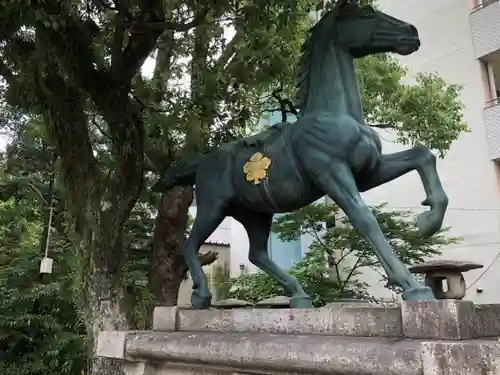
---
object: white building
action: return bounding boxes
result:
[359,0,500,303]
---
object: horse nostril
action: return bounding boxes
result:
[408,25,418,36]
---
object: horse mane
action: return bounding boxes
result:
[294,3,351,112]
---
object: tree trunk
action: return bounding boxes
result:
[88,270,129,375]
[34,12,165,375]
[150,186,193,306]
[68,203,134,375]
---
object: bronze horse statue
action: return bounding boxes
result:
[153,0,448,309]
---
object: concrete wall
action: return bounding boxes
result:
[360,0,500,303]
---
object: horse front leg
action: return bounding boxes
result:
[312,161,434,300]
[183,204,226,309]
[358,143,448,237]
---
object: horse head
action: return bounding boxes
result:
[332,0,420,58]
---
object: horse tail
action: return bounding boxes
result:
[152,154,203,192]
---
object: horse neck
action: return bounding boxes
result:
[302,42,364,123]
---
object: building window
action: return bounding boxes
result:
[486,60,500,106]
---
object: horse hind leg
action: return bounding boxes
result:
[312,160,435,301]
[233,208,313,308]
[183,203,226,309]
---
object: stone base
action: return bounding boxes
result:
[98,300,500,375]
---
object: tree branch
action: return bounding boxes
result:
[127,6,210,33]
[35,29,99,228]
[199,251,219,267]
[341,255,364,292]
[39,21,145,253]
[271,89,298,122]
[179,251,220,279]
[211,31,242,73]
[151,29,175,103]
[91,116,112,139]
[114,33,162,86]
[111,13,127,69]
[39,19,106,97]
[112,0,166,86]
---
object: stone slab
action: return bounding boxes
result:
[153,306,179,331]
[98,330,500,375]
[409,260,483,273]
[123,362,158,375]
[255,296,290,308]
[421,340,500,375]
[125,331,422,375]
[156,365,237,375]
[401,300,477,340]
[325,300,373,308]
[475,304,500,338]
[176,306,402,337]
[96,331,128,359]
[211,298,254,309]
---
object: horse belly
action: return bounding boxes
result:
[266,164,320,212]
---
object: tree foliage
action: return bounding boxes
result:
[0,187,86,375]
[0,6,321,369]
[229,203,460,305]
[357,55,468,155]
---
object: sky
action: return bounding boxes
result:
[0,135,7,151]
[141,24,236,77]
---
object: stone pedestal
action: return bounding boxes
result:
[98,301,500,375]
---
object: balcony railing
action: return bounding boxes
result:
[484,99,500,160]
[472,0,499,12]
[470,0,500,58]
[486,97,500,108]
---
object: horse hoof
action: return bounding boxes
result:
[191,291,212,310]
[417,211,441,237]
[402,286,435,301]
[290,295,314,308]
